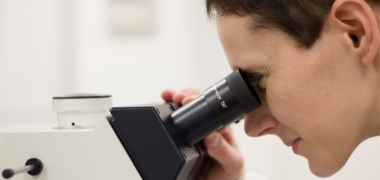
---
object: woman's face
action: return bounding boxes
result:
[217,15,377,177]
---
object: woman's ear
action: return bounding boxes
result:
[330,0,379,67]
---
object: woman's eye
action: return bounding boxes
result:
[249,74,266,92]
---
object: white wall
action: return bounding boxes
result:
[68,0,231,106]
[1,0,379,179]
[0,0,72,126]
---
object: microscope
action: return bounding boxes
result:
[1,69,261,180]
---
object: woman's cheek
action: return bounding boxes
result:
[265,81,300,127]
[265,82,286,115]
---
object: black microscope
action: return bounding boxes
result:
[109,69,261,180]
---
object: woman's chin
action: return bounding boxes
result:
[308,158,346,178]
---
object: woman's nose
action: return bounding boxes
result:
[244,102,278,137]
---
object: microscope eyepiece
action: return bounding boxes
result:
[170,69,262,146]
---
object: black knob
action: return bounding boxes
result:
[2,158,43,179]
[2,169,14,179]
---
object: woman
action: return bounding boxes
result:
[162,0,379,179]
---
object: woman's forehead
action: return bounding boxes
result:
[217,15,280,74]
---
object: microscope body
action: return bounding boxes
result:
[0,115,141,180]
[0,103,208,180]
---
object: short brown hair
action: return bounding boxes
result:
[206,0,379,48]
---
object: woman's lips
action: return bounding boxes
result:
[286,138,301,154]
[292,138,301,154]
